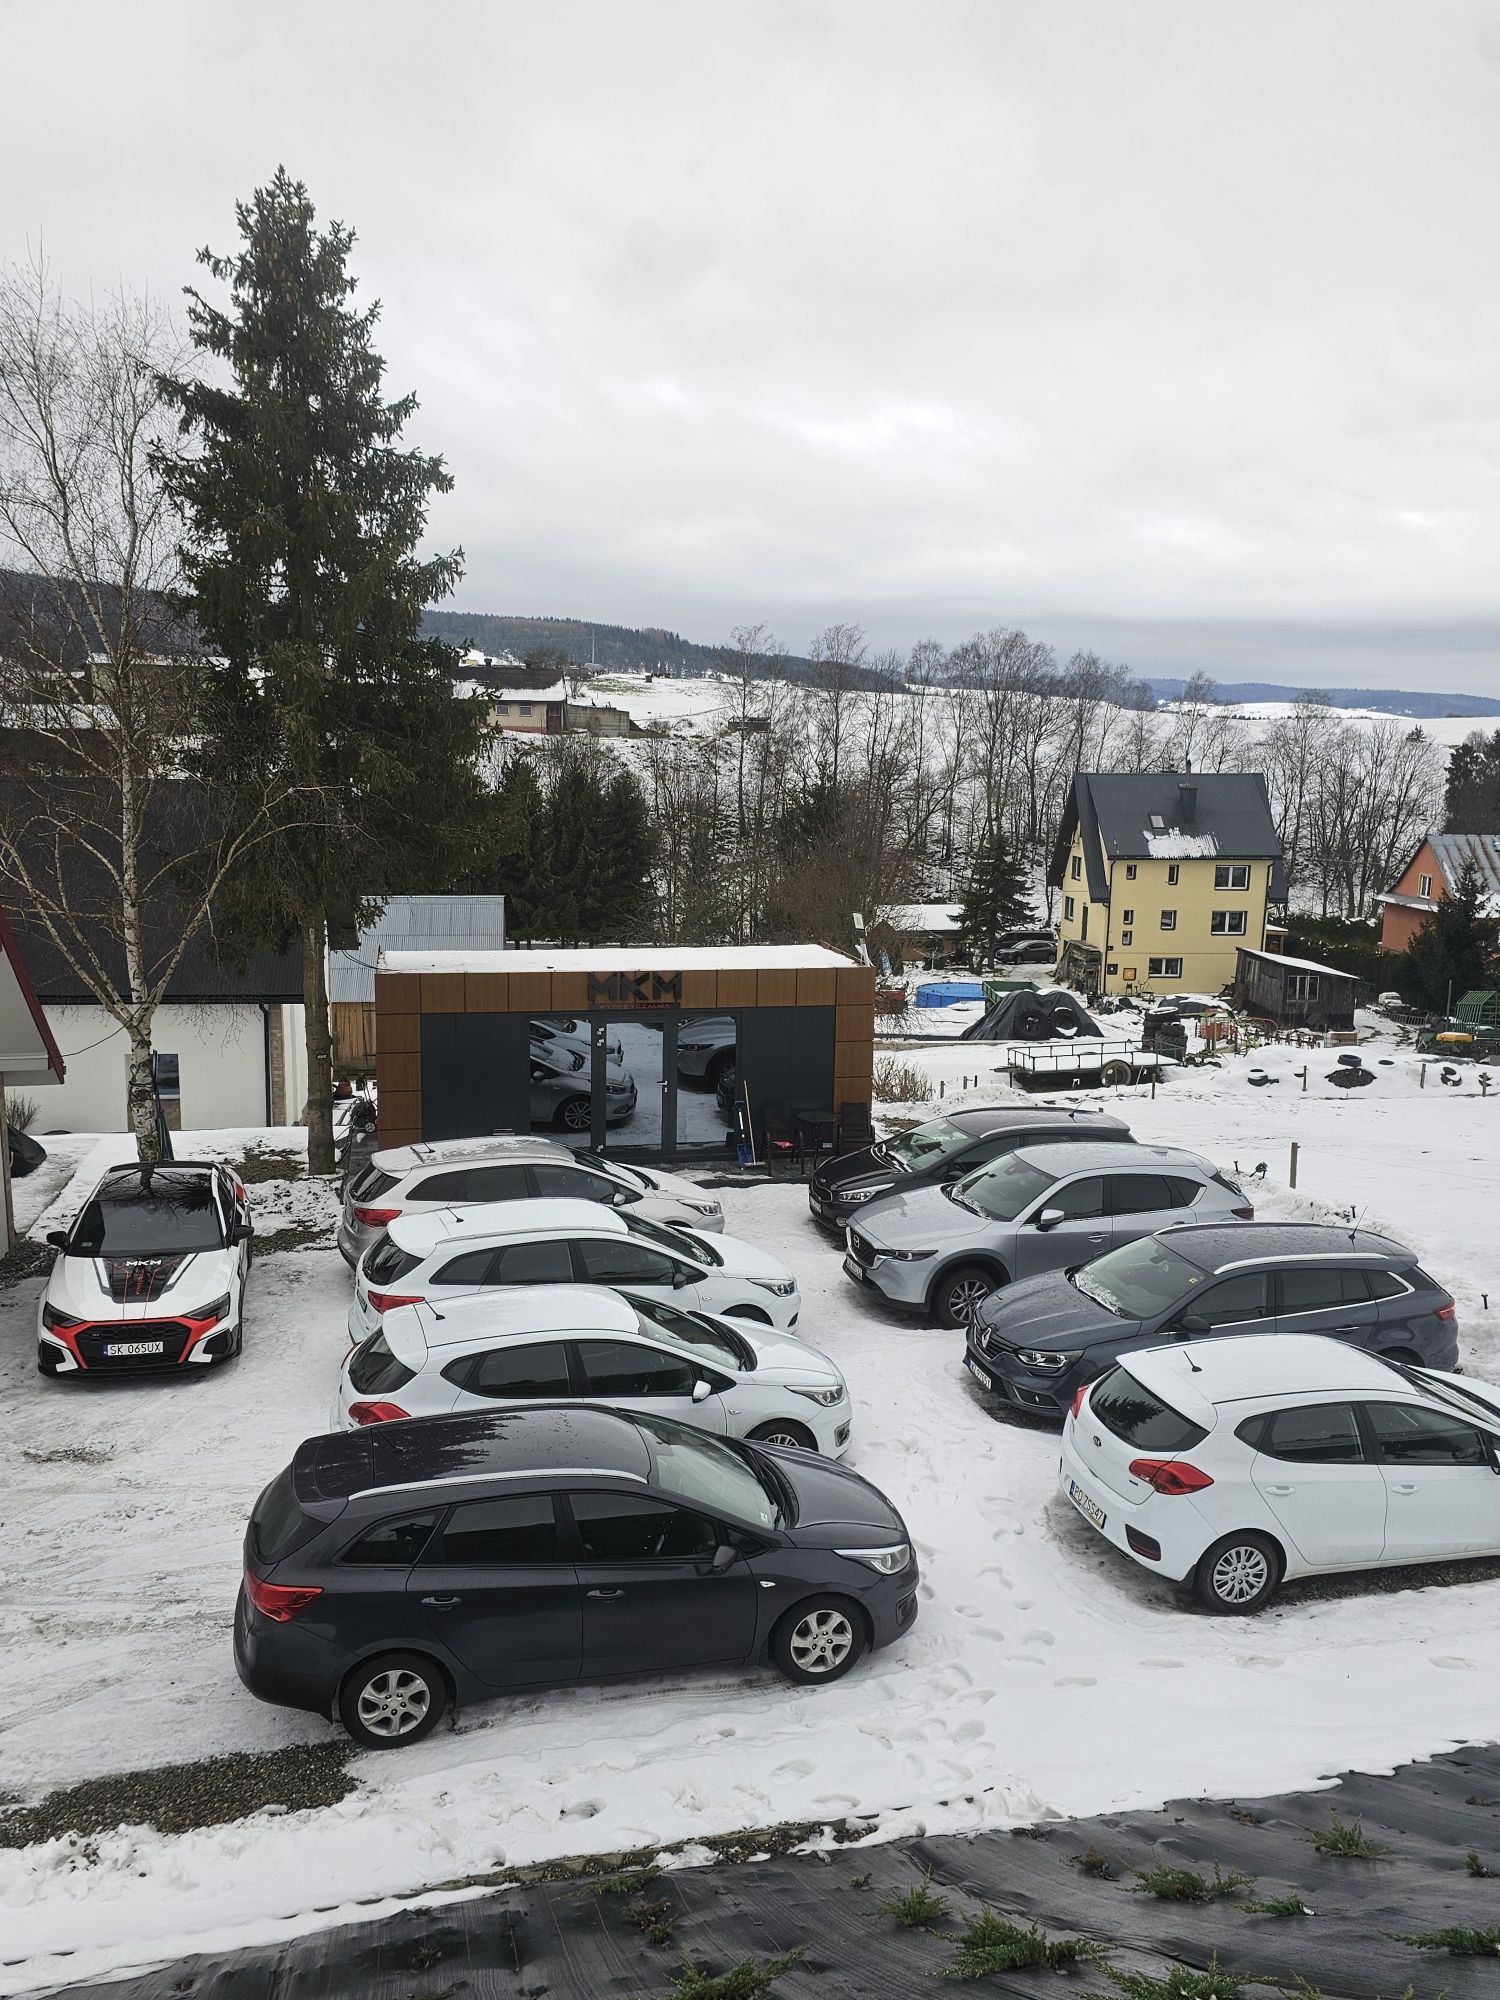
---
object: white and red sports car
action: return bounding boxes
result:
[37,1161,253,1377]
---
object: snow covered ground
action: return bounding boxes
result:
[2,1068,1499,1991]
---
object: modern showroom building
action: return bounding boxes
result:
[372,945,877,1161]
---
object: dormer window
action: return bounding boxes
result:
[1148,814,1165,830]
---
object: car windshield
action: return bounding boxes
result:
[603,1161,649,1192]
[72,1173,224,1254]
[949,1152,1054,1221]
[1072,1237,1203,1319]
[633,1413,782,1528]
[625,1294,750,1367]
[626,1213,720,1266]
[882,1115,972,1172]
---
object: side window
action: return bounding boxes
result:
[1339,1268,1372,1304]
[453,1340,573,1399]
[1046,1176,1107,1220]
[1278,1268,1353,1315]
[577,1340,696,1398]
[577,1238,680,1285]
[531,1163,618,1203]
[1254,1404,1363,1464]
[463,1165,533,1203]
[342,1511,439,1565]
[1108,1174,1186,1217]
[1363,1404,1490,1468]
[1192,1273,1270,1326]
[1367,1269,1408,1301]
[492,1240,576,1285]
[410,1169,475,1203]
[430,1494,562,1563]
[433,1249,498,1286]
[570,1491,717,1562]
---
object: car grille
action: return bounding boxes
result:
[102,1254,189,1304]
[847,1231,877,1267]
[978,1327,1013,1358]
[75,1320,193,1367]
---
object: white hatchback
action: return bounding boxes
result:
[332,1285,852,1453]
[349,1197,801,1344]
[1059,1333,1500,1612]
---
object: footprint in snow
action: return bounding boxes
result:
[1021,1629,1055,1647]
[1012,1598,1035,1611]
[773,1758,814,1780]
[1430,1656,1476,1671]
[561,1798,602,1819]
[950,1717,985,1743]
[1141,1658,1186,1670]
[1054,1675,1097,1689]
[1006,1655,1047,1669]
[978,1565,1012,1588]
[955,1603,982,1618]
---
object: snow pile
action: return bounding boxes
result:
[1142,828,1220,858]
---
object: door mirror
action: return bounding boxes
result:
[612,1188,634,1206]
[229,1220,252,1246]
[1174,1311,1211,1337]
[709,1543,738,1573]
[671,1267,692,1289]
[45,1229,69,1251]
[691,1378,713,1403]
[1033,1207,1065,1232]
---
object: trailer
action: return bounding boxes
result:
[1003,1037,1165,1092]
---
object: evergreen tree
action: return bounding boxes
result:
[158,168,483,1170]
[1401,859,1498,1013]
[544,749,606,946]
[491,753,549,944]
[1444,730,1500,832]
[956,826,1034,966]
[592,768,656,940]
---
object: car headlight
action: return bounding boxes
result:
[842,1184,892,1205]
[41,1303,85,1331]
[192,1295,232,1326]
[688,1199,721,1216]
[1015,1347,1079,1373]
[790,1384,845,1407]
[752,1278,797,1296]
[883,1248,934,1262]
[836,1542,911,1574]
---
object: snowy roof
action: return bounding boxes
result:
[1143,830,1220,858]
[1429,832,1500,902]
[1052,771,1286,905]
[878,903,964,933]
[379,944,855,974]
[332,896,507,1002]
[487,680,568,705]
[1235,946,1360,980]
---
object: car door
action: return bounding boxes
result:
[530,1161,629,1209]
[1106,1173,1198,1251]
[407,1492,582,1687]
[474,1239,579,1294]
[574,1235,702,1310]
[1245,1402,1387,1566]
[565,1488,758,1676]
[574,1337,730,1434]
[443,1337,575,1415]
[1274,1267,1379,1348]
[1165,1271,1277,1344]
[1012,1176,1111,1280]
[1358,1402,1500,1558]
[460,1164,537,1209]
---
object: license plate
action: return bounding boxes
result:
[104,1340,165,1357]
[811,1198,829,1218]
[1068,1478,1107,1530]
[843,1253,866,1282]
[966,1356,993,1390]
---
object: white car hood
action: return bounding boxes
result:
[45,1248,235,1323]
[737,1325,842,1386]
[686,1229,794,1288]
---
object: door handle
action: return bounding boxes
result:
[1391,1483,1419,1495]
[1265,1484,1294,1495]
[420,1595,463,1607]
[586,1588,625,1601]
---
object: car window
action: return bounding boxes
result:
[455,1340,572,1399]
[430,1495,563,1564]
[577,1239,681,1286]
[531,1163,618,1202]
[578,1339,696,1398]
[364,1237,422,1286]
[1367,1269,1408,1301]
[1108,1174,1187,1217]
[883,1115,973,1170]
[1049,1176,1107,1220]
[1247,1403,1364,1464]
[463,1165,533,1203]
[1071,1236,1203,1319]
[1362,1403,1491,1467]
[73,1172,225,1255]
[342,1511,439,1565]
[433,1249,498,1286]
[1089,1368,1208,1452]
[569,1491,717,1562]
[492,1240,576,1284]
[1192,1273,1270,1325]
[625,1295,744,1365]
[1279,1268,1353,1314]
[950,1153,1055,1221]
[348,1166,397,1202]
[349,1330,419,1395]
[409,1169,476,1203]
[249,1466,322,1563]
[627,1213,717,1265]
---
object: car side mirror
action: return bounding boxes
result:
[709,1543,738,1573]
[671,1267,692,1289]
[229,1220,252,1245]
[612,1189,632,1206]
[45,1229,69,1251]
[691,1378,713,1403]
[1033,1207,1065,1232]
[1174,1311,1211,1337]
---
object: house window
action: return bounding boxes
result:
[151,1052,181,1099]
[520,703,533,716]
[1286,972,1322,1002]
[1125,863,1137,880]
[1070,856,1082,881]
[1148,957,1184,979]
[1120,929,1133,945]
[1063,895,1076,921]
[1214,864,1250,891]
[1122,908,1134,924]
[1160,910,1177,931]
[1417,872,1433,898]
[1211,910,1248,935]
[1167,864,1180,886]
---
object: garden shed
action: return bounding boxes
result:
[1232,947,1361,1033]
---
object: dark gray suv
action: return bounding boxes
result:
[235,1404,919,1748]
[966,1222,1459,1418]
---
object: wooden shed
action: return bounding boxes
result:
[1232,946,1361,1034]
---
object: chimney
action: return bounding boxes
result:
[1178,780,1198,824]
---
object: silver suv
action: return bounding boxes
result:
[842,1141,1252,1326]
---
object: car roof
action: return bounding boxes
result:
[1126,1333,1404,1415]
[388,1197,628,1257]
[372,1136,570,1175]
[1010,1140,1207,1174]
[946,1105,1129,1134]
[296,1403,653,1503]
[384,1286,639,1357]
[95,1162,222,1195]
[1159,1222,1414,1273]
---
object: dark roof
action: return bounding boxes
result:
[298,1404,651,1503]
[1050,771,1288,903]
[948,1105,1130,1134]
[464,664,578,694]
[11,911,302,1005]
[1164,1222,1412,1271]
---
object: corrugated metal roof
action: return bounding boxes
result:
[1429,833,1500,911]
[331,896,507,1002]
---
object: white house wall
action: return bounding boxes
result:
[37,1003,275,1133]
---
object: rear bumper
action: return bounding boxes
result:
[1055,1436,1200,1585]
[233,1590,342,1717]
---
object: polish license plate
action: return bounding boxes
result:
[1068,1478,1106,1530]
[966,1356,993,1390]
[842,1253,866,1282]
[105,1340,165,1357]
[811,1198,829,1218]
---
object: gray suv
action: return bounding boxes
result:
[966,1223,1459,1418]
[843,1141,1252,1326]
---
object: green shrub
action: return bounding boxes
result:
[1238,1890,1309,1916]
[1306,1813,1388,1859]
[649,1947,806,1998]
[940,1907,1106,1978]
[1398,1926,1500,1955]
[1088,1957,1247,2000]
[1131,1862,1252,1902]
[873,1871,950,1928]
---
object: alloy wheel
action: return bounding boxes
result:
[947,1278,991,1321]
[356,1667,432,1739]
[561,1099,592,1132]
[788,1607,855,1674]
[759,1428,810,1449]
[1211,1543,1270,1605]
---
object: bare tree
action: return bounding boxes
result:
[0,256,299,1157]
[808,620,867,790]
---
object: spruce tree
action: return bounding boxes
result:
[491,754,549,945]
[956,825,1034,967]
[593,768,656,940]
[1401,860,1498,1013]
[158,168,483,1170]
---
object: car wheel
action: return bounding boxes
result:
[555,1097,593,1134]
[1193,1532,1282,1615]
[703,1052,732,1089]
[771,1596,867,1685]
[748,1419,817,1451]
[338,1651,449,1750]
[931,1264,1001,1329]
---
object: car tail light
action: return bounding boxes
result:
[353,1205,400,1227]
[1436,1299,1456,1322]
[348,1400,410,1425]
[1231,1205,1256,1220]
[1069,1383,1088,1420]
[367,1291,423,1315]
[245,1571,323,1622]
[1128,1457,1214,1495]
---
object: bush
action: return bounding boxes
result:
[1283,914,1399,991]
[1131,1862,1251,1902]
[940,1908,1106,1977]
[872,1056,931,1104]
[874,1870,950,1928]
[5,1092,39,1132]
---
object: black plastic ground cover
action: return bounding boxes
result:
[37,1742,1500,1998]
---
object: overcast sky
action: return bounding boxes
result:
[7,1,1500,692]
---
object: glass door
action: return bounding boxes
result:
[591,1015,665,1152]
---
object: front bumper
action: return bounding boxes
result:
[963,1333,1077,1417]
[604,1087,637,1124]
[841,1245,929,1311]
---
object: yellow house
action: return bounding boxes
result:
[1048,773,1288,998]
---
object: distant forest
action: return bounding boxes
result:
[421,610,824,683]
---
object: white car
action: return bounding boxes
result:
[332,1284,852,1453]
[37,1161,253,1377]
[338,1135,724,1268]
[1060,1333,1500,1613]
[349,1197,801,1343]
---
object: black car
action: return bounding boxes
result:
[808,1104,1132,1233]
[999,939,1056,965]
[236,1404,919,1748]
[965,1222,1459,1419]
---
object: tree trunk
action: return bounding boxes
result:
[126,1019,162,1163]
[302,906,336,1175]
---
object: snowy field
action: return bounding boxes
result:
[2,1060,1499,1990]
